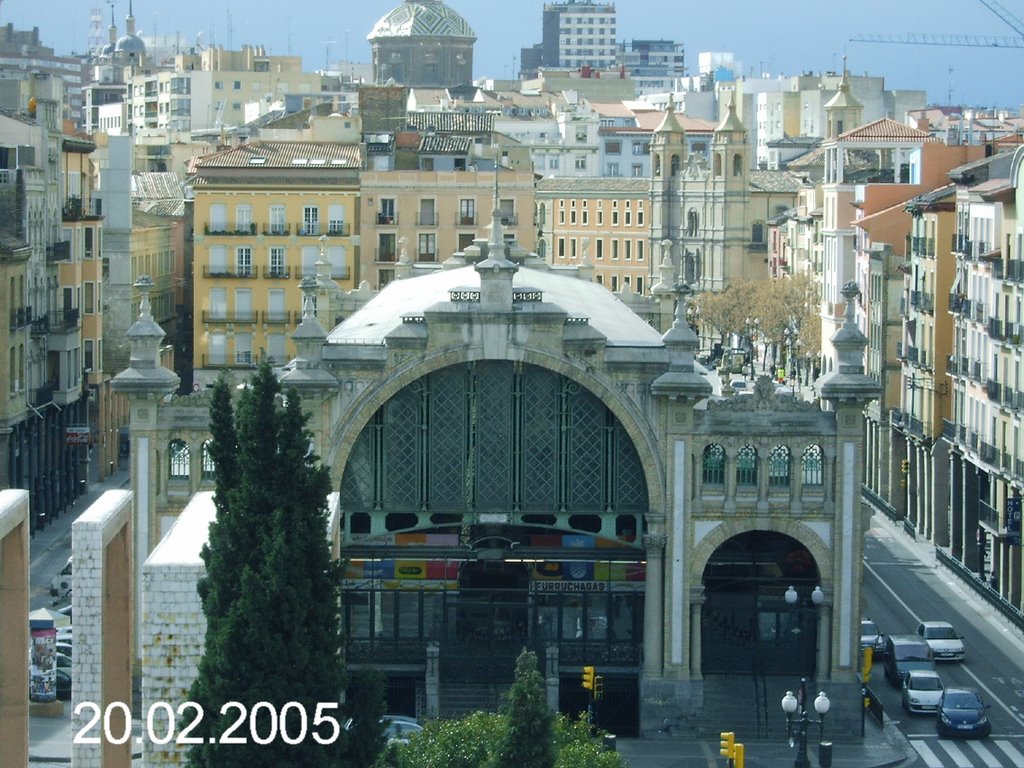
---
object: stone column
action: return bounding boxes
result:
[817,599,832,682]
[642,533,666,676]
[545,642,560,711]
[689,586,705,680]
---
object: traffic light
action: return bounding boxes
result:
[861,646,873,682]
[594,675,604,700]
[719,731,735,759]
[581,665,596,691]
[733,742,745,768]
[900,459,910,474]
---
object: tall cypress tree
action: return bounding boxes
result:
[188,364,346,767]
[495,649,555,768]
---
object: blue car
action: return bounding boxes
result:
[937,688,990,738]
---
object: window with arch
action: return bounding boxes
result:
[713,153,723,177]
[654,155,662,176]
[169,439,190,479]
[686,209,699,237]
[702,443,726,486]
[736,445,758,487]
[201,440,216,480]
[670,154,681,176]
[768,445,791,487]
[732,153,743,176]
[802,444,824,486]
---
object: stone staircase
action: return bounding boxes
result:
[674,675,795,741]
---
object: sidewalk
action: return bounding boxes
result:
[614,712,914,767]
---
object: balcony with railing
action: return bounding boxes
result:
[1002,450,1014,472]
[500,213,519,226]
[949,293,967,314]
[262,266,291,279]
[988,317,1006,340]
[978,499,999,529]
[951,233,970,255]
[972,360,984,381]
[905,345,919,364]
[376,248,397,262]
[987,379,1002,402]
[376,213,398,225]
[942,419,956,441]
[202,265,257,279]
[9,305,32,330]
[417,251,437,262]
[458,214,477,226]
[200,311,256,324]
[201,311,229,324]
[201,355,230,368]
[1007,260,1024,282]
[296,223,321,237]
[33,382,55,407]
[262,223,291,236]
[204,224,257,236]
[262,311,296,325]
[973,302,987,323]
[947,354,960,376]
[327,223,351,237]
[46,240,71,262]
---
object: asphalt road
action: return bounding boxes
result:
[863,514,1024,767]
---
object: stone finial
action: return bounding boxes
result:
[111,276,179,394]
[474,171,518,309]
[395,236,412,279]
[289,276,328,368]
[651,239,676,295]
[651,284,712,400]
[816,281,880,404]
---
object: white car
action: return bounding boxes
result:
[902,669,944,714]
[917,621,965,662]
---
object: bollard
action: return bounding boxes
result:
[603,734,617,752]
[818,740,833,768]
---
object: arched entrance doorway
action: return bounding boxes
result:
[701,531,821,677]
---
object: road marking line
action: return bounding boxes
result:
[968,740,1002,767]
[938,739,975,768]
[910,739,944,768]
[995,739,1024,764]
[863,559,1024,728]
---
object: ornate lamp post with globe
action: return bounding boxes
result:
[782,682,831,768]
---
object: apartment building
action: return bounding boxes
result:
[125,46,321,133]
[190,140,361,386]
[0,24,84,125]
[361,168,535,288]
[525,1,617,71]
[538,177,650,293]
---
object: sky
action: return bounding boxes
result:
[7,0,1024,110]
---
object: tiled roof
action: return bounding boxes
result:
[406,111,495,133]
[135,199,186,218]
[836,118,939,143]
[418,135,472,154]
[748,170,806,194]
[132,172,183,200]
[536,177,649,194]
[193,141,362,169]
[634,110,716,133]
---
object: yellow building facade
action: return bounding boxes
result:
[191,141,361,385]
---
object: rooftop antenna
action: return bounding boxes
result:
[226,7,233,51]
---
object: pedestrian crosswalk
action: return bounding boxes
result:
[910,738,1024,768]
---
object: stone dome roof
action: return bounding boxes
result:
[368,0,475,41]
[115,34,145,54]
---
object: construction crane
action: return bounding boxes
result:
[850,0,1024,47]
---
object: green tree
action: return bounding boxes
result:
[496,649,555,768]
[188,364,346,767]
[347,669,388,768]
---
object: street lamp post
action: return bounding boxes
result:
[782,679,830,768]
[784,585,823,677]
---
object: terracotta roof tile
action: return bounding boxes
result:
[193,141,362,169]
[836,118,939,143]
[405,111,495,133]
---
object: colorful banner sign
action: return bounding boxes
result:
[29,628,57,702]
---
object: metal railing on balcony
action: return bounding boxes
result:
[327,223,351,236]
[262,311,295,325]
[9,306,32,330]
[991,258,1004,280]
[907,415,924,437]
[297,224,321,237]
[201,355,231,368]
[229,311,256,323]
[46,241,71,262]
[895,341,904,360]
[949,293,966,314]
[906,345,919,364]
[920,293,934,313]
[417,252,437,262]
[201,311,229,323]
[202,266,257,278]
[458,214,477,226]
[376,248,397,262]
[942,419,956,440]
[989,317,1005,340]
[978,499,999,528]
[500,214,518,226]
[1002,451,1013,471]
[947,354,960,375]
[376,213,398,225]
[1007,261,1024,282]
[972,361,984,381]
[974,302,987,323]
[262,266,291,279]
[204,224,257,236]
[33,382,54,407]
[262,224,291,236]
[987,379,1002,401]
[968,430,979,450]
[952,233,970,254]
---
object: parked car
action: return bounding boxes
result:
[917,621,965,662]
[884,634,934,687]
[55,651,72,669]
[55,668,72,701]
[860,619,885,657]
[902,669,944,714]
[50,556,72,597]
[937,688,990,738]
[381,715,422,745]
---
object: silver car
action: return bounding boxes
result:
[902,669,944,714]
[917,621,965,662]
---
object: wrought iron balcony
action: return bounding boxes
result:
[978,499,998,528]
[33,382,54,407]
[262,266,291,279]
[376,213,398,225]
[262,224,291,236]
[262,311,295,325]
[942,419,956,440]
[327,223,351,236]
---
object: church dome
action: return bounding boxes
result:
[115,34,145,54]
[368,0,475,41]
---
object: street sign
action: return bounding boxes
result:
[1007,497,1021,546]
[65,426,90,446]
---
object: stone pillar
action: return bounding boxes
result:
[950,452,964,558]
[425,643,440,718]
[689,587,705,680]
[963,465,980,571]
[0,491,29,768]
[642,533,666,676]
[545,642,560,712]
[818,599,832,682]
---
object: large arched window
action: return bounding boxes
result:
[736,445,758,487]
[201,439,216,480]
[686,209,699,237]
[768,445,791,487]
[802,445,824,486]
[702,443,725,486]
[671,154,680,176]
[169,439,190,479]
